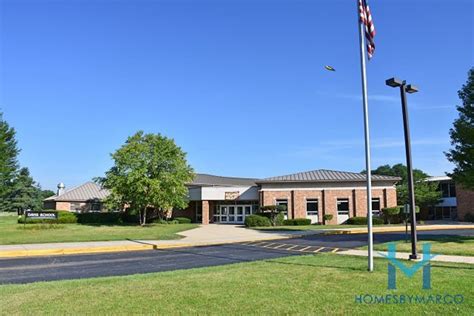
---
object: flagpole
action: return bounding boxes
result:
[357,1,374,272]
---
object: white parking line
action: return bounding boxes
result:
[313,247,324,253]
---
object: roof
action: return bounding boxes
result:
[426,176,452,182]
[44,182,110,202]
[190,173,258,187]
[256,169,401,183]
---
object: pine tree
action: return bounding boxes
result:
[0,112,20,212]
[446,68,474,189]
[8,168,43,212]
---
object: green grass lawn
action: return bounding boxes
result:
[0,216,197,245]
[360,236,474,257]
[0,254,472,315]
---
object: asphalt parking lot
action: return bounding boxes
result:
[1,229,472,284]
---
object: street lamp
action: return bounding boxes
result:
[385,77,420,260]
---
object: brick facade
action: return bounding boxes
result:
[456,185,474,221]
[261,187,397,225]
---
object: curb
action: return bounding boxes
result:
[321,225,474,235]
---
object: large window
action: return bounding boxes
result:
[372,198,381,215]
[306,199,318,216]
[337,199,349,215]
[440,182,456,198]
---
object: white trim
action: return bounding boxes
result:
[260,186,395,192]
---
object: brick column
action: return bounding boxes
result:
[202,200,210,225]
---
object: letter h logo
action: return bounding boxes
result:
[381,243,436,290]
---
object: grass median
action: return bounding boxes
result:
[0,253,472,315]
[0,216,197,245]
[359,235,474,257]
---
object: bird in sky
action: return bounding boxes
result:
[324,65,336,71]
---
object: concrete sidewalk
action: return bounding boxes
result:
[0,224,316,258]
[323,224,474,235]
[337,249,474,264]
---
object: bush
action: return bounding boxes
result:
[283,218,311,226]
[346,216,384,225]
[153,218,179,224]
[323,214,333,223]
[244,215,271,227]
[174,217,192,224]
[464,213,474,223]
[18,211,78,224]
[76,212,123,224]
[257,211,285,226]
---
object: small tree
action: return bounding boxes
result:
[259,205,286,226]
[446,68,474,189]
[381,206,401,224]
[96,131,194,225]
[323,214,333,224]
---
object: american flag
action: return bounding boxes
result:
[359,0,376,59]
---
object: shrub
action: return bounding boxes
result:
[76,212,123,224]
[174,217,192,224]
[323,214,333,223]
[153,218,179,224]
[257,211,285,226]
[464,213,474,223]
[244,215,271,227]
[18,211,78,224]
[346,216,384,225]
[283,218,311,226]
[381,206,401,224]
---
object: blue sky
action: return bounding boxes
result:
[1,0,473,190]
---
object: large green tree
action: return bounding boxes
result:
[446,68,474,189]
[97,131,195,225]
[369,164,441,208]
[7,167,43,212]
[0,113,20,212]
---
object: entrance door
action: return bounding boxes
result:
[215,205,254,223]
[337,199,349,224]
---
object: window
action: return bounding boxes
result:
[440,182,456,198]
[337,199,349,215]
[276,199,288,215]
[70,203,82,212]
[372,198,381,215]
[90,202,101,212]
[306,199,318,216]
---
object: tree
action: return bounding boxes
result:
[7,168,43,212]
[259,205,286,226]
[40,189,55,200]
[97,131,195,225]
[446,68,474,189]
[369,164,441,208]
[0,112,20,212]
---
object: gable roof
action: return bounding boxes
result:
[190,173,258,187]
[45,182,110,202]
[256,169,400,183]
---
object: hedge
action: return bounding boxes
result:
[283,218,312,226]
[76,212,124,224]
[173,217,192,224]
[244,215,271,227]
[18,211,77,224]
[346,216,384,225]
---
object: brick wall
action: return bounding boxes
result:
[55,202,71,211]
[260,187,397,225]
[456,185,474,221]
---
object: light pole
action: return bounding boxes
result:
[386,77,420,260]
